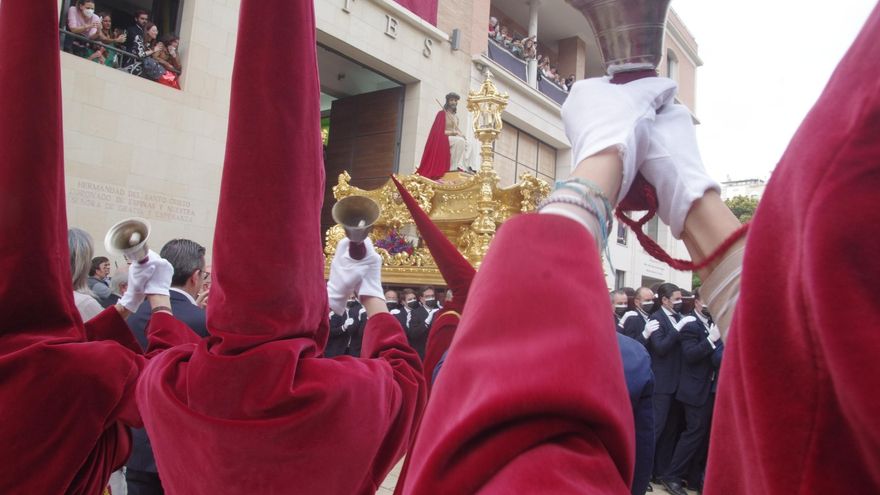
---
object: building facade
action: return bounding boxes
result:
[721,178,767,200]
[58,0,700,290]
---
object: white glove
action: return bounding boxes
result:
[327,238,360,316]
[426,308,440,326]
[641,103,721,238]
[327,238,384,315]
[119,264,155,313]
[642,319,660,339]
[342,317,355,331]
[355,239,383,301]
[562,76,678,204]
[142,251,174,296]
[708,323,721,343]
[674,315,697,331]
[618,310,638,327]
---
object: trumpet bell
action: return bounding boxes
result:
[569,0,672,76]
[104,217,151,262]
[332,196,381,244]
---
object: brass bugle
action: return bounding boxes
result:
[331,196,381,260]
[104,217,151,263]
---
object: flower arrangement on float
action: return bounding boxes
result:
[375,229,414,255]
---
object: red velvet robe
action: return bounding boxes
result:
[0,1,198,492]
[416,111,451,180]
[136,0,427,493]
[705,4,880,493]
[0,309,198,494]
[400,214,635,493]
[139,313,424,493]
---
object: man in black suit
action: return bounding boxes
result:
[327,309,353,358]
[656,285,721,495]
[397,288,429,359]
[611,289,629,327]
[126,238,208,495]
[344,295,368,357]
[685,288,724,492]
[621,286,658,346]
[647,283,693,495]
[385,288,403,315]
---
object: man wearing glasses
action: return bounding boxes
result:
[125,237,208,495]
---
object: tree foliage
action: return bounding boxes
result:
[725,195,760,223]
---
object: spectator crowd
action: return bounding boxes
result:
[611,285,723,494]
[63,1,182,89]
[66,229,713,495]
[488,16,575,91]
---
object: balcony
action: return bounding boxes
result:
[483,0,607,105]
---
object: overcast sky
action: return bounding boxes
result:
[670,0,877,182]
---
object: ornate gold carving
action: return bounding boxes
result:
[323,72,549,285]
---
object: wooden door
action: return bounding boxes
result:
[322,86,404,235]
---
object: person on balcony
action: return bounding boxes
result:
[65,0,101,57]
[92,12,127,67]
[151,34,182,89]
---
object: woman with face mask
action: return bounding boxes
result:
[65,0,101,57]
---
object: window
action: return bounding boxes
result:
[614,270,626,290]
[493,124,557,187]
[666,49,679,83]
[646,216,660,242]
[616,220,627,245]
[59,0,185,89]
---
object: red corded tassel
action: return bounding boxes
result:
[616,176,749,271]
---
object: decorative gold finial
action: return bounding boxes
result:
[467,70,509,174]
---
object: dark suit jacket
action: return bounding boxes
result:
[126,289,207,473]
[397,306,428,359]
[127,290,208,350]
[344,303,368,357]
[326,311,350,358]
[620,311,649,347]
[648,309,683,395]
[676,315,717,407]
[617,333,655,495]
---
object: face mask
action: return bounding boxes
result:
[386,302,400,311]
[425,298,438,309]
[346,299,358,308]
[641,302,654,314]
[614,304,628,316]
[672,301,683,313]
[84,8,95,16]
[407,300,419,310]
[701,307,711,318]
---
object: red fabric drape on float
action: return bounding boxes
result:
[390,175,475,388]
[705,4,880,494]
[415,111,451,180]
[400,214,634,494]
[136,0,426,493]
[0,2,197,492]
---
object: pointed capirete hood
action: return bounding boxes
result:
[390,176,475,312]
[206,0,327,353]
[0,0,81,337]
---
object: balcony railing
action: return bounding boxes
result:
[60,29,181,87]
[486,39,528,82]
[486,38,568,106]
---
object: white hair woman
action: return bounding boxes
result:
[68,227,103,321]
